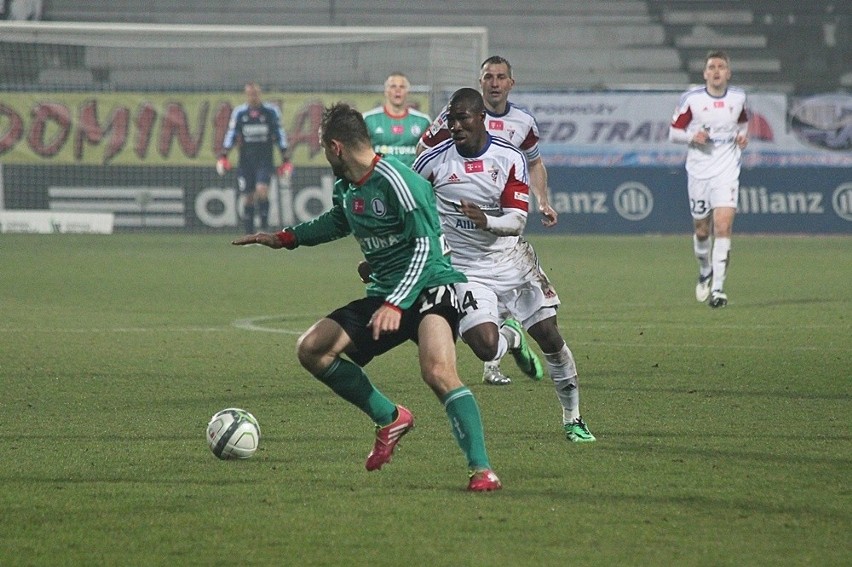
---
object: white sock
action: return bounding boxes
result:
[694,234,712,277]
[499,323,521,350]
[712,237,731,291]
[494,333,510,361]
[544,343,580,424]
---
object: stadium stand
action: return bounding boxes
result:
[29,0,683,90]
[17,0,852,94]
[648,0,851,93]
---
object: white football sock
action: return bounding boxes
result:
[493,333,510,361]
[499,323,521,350]
[712,237,731,291]
[694,234,712,277]
[544,343,580,424]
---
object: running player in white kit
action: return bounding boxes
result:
[414,88,594,443]
[419,56,556,385]
[670,50,749,308]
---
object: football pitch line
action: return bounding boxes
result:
[0,314,844,352]
[231,314,315,335]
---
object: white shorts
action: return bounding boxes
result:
[456,239,560,335]
[687,173,739,220]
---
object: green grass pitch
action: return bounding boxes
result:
[1,233,849,566]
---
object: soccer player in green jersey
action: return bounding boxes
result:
[363,72,431,168]
[232,103,501,492]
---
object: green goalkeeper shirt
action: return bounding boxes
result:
[288,155,464,310]
[363,106,431,168]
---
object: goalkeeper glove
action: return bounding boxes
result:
[276,161,293,181]
[216,156,232,176]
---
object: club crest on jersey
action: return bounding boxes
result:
[488,119,504,131]
[410,125,423,136]
[352,198,365,214]
[488,165,499,182]
[464,160,484,173]
[371,198,387,217]
[392,125,404,135]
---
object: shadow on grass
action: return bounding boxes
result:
[581,382,850,402]
[500,485,851,523]
[609,434,851,458]
[734,297,848,308]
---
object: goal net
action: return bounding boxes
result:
[0,21,488,232]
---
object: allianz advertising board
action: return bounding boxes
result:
[0,90,848,233]
[512,92,851,234]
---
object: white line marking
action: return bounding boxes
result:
[232,314,313,335]
[0,314,845,353]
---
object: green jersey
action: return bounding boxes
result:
[363,106,431,168]
[289,155,464,310]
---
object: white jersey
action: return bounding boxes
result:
[419,102,542,163]
[413,135,530,278]
[670,87,748,179]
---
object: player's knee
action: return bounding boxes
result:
[419,359,461,394]
[713,223,733,238]
[529,320,564,353]
[694,220,712,240]
[466,336,499,361]
[296,330,326,373]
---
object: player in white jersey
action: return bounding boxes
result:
[419,55,557,385]
[414,88,594,443]
[670,50,749,308]
[419,56,556,227]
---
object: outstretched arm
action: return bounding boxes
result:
[233,232,279,248]
[232,229,295,249]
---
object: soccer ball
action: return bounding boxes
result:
[206,408,261,459]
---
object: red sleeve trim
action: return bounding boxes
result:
[671,107,692,129]
[500,165,530,212]
[519,128,538,151]
[420,127,450,149]
[382,301,402,314]
[275,229,297,249]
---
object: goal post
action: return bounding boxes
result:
[0,21,488,231]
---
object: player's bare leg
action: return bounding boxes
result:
[296,318,408,470]
[418,314,501,490]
